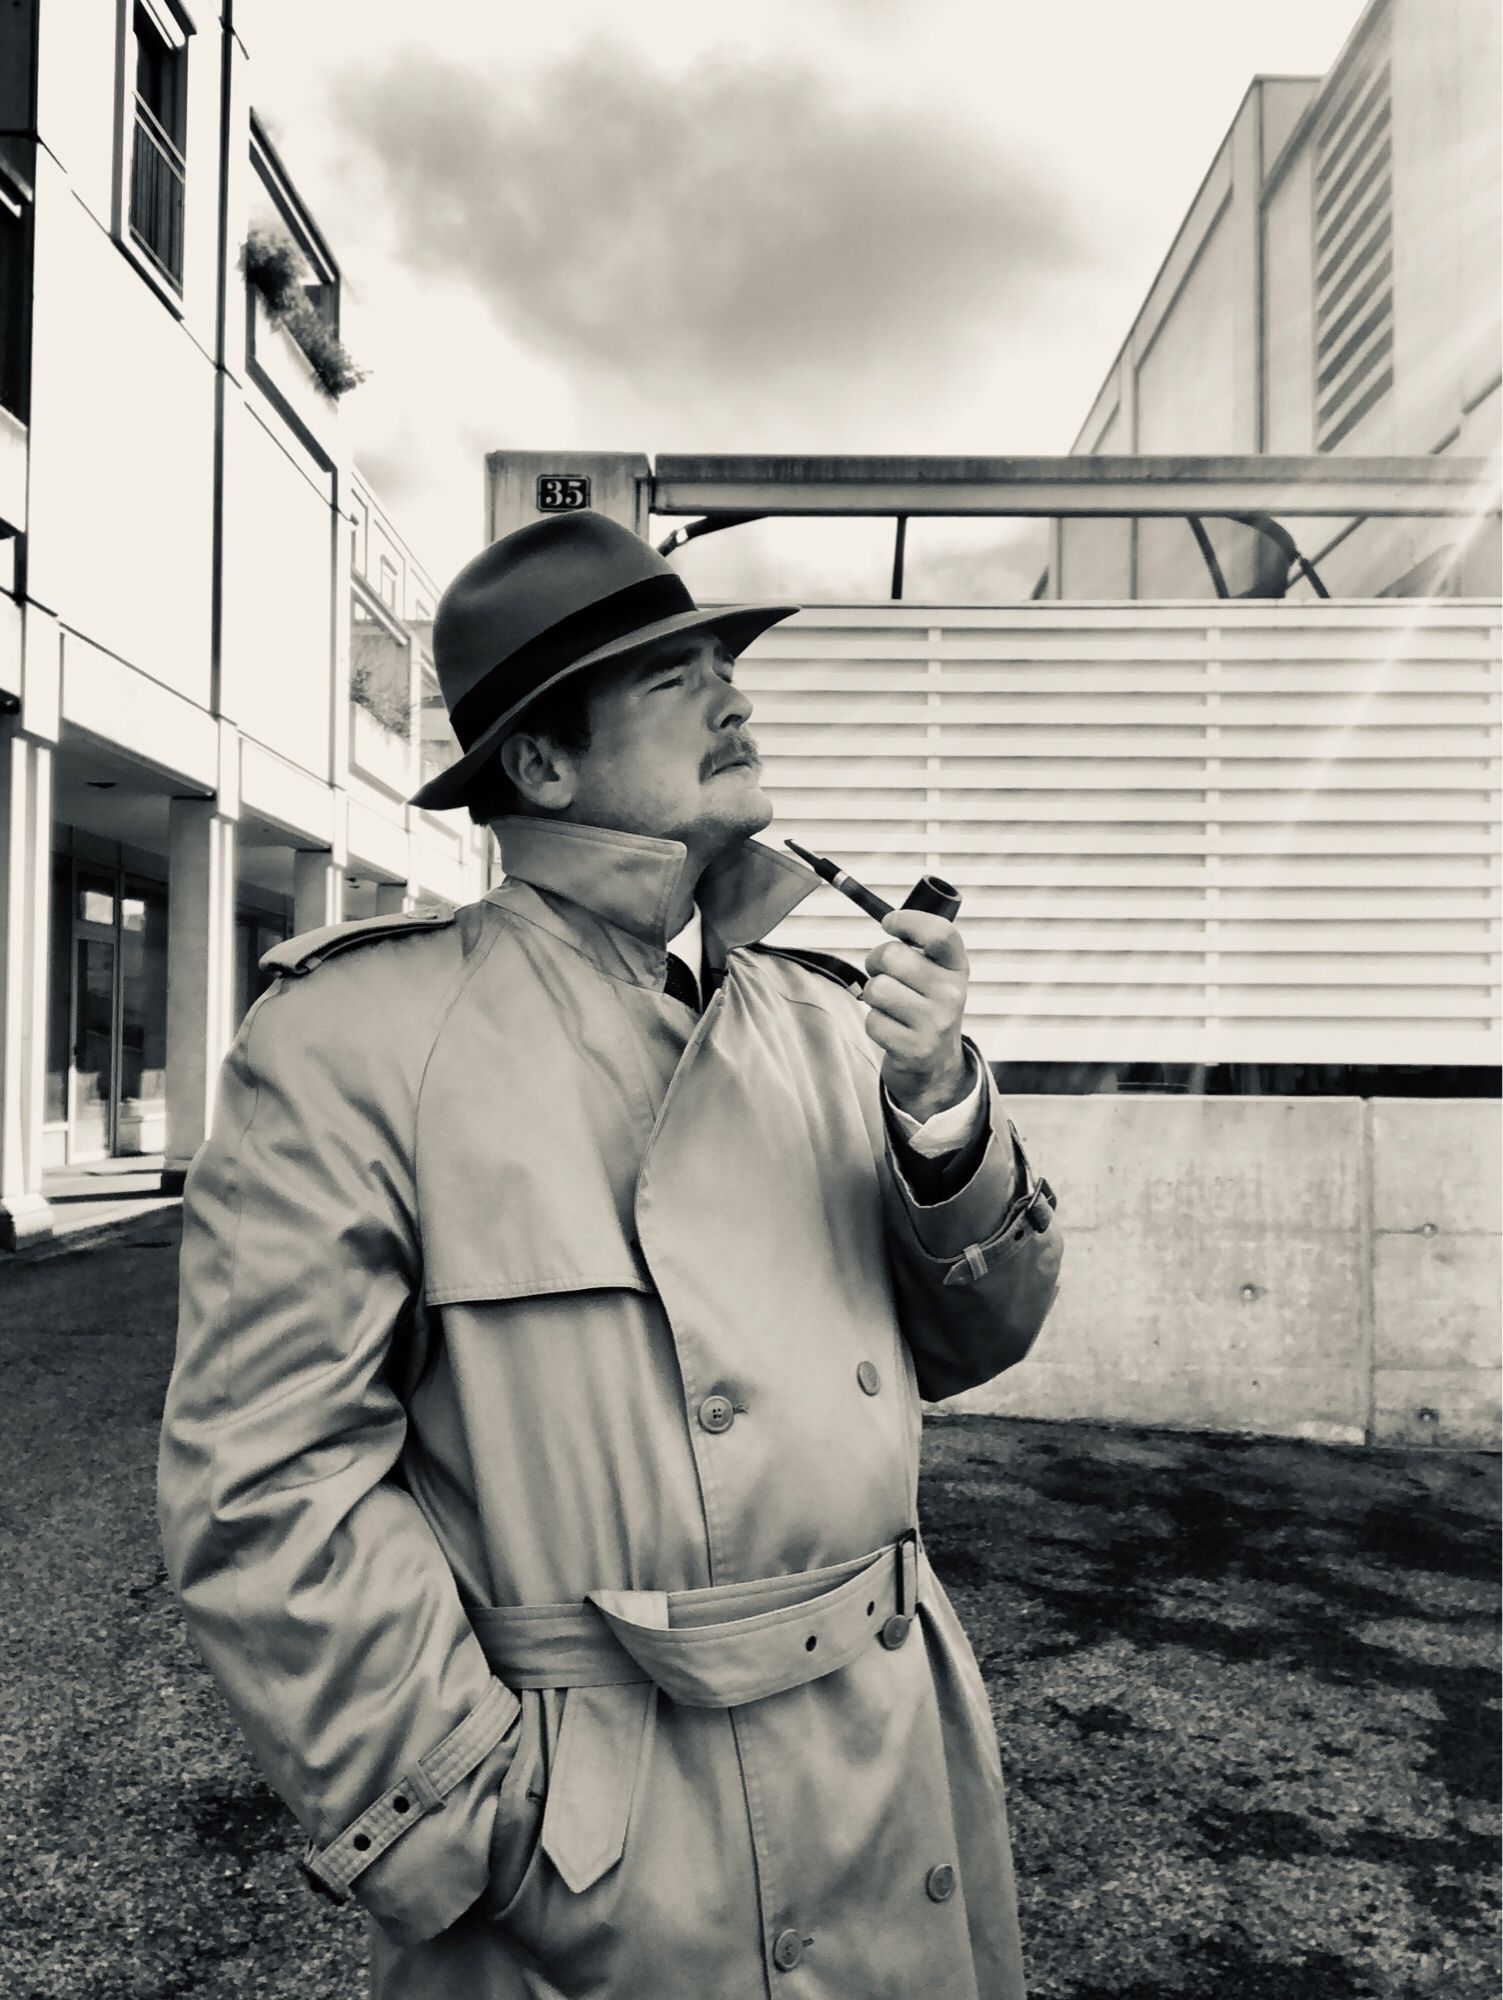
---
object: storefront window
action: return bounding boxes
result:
[72,870,118,1160]
[236,911,289,1025]
[45,854,71,1126]
[118,878,168,1155]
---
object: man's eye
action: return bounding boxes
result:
[651,675,684,691]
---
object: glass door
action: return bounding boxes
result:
[72,935,117,1160]
[69,869,121,1162]
[117,878,169,1155]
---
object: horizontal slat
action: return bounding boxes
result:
[757,755,1498,790]
[960,954,1500,985]
[751,625,1502,662]
[752,724,1500,760]
[778,832,1498,873]
[956,987,1495,1018]
[744,690,1501,723]
[749,692,1499,725]
[778,901,1501,935]
[970,1023,1503,1063]
[777,922,1497,956]
[770,789,1500,826]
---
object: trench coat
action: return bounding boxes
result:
[157,816,1063,2000]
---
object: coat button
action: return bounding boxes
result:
[698,1393,735,1434]
[856,1360,881,1396]
[772,1928,804,1971]
[926,1862,956,1902]
[879,1613,911,1650]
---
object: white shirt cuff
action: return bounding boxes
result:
[883,1050,988,1158]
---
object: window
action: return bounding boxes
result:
[0,159,30,421]
[248,118,342,345]
[350,587,412,737]
[419,661,461,788]
[1313,24,1393,450]
[236,910,291,1025]
[378,555,399,610]
[128,1,189,290]
[45,853,71,1126]
[349,494,369,578]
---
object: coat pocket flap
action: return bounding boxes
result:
[424,1257,653,1310]
[540,1681,658,1895]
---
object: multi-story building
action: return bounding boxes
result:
[1045,0,1500,603]
[0,1,490,1248]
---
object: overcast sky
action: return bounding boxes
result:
[247,0,1365,599]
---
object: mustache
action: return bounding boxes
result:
[703,737,761,778]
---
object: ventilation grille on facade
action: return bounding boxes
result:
[1313,35,1394,451]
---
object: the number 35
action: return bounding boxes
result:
[537,476,590,512]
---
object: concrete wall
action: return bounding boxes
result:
[942,1094,1501,1449]
[219,402,336,777]
[26,147,217,708]
[1262,145,1316,454]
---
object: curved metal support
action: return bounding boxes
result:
[1186,516,1230,598]
[655,512,766,558]
[1224,510,1331,598]
[1187,511,1331,600]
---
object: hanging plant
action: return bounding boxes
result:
[349,657,411,739]
[241,225,367,400]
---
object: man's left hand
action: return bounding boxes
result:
[861,910,971,1123]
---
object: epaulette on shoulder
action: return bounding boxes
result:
[747,942,866,998]
[260,907,455,978]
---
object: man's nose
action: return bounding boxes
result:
[714,677,753,729]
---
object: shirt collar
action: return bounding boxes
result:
[667,899,703,976]
[484,815,817,966]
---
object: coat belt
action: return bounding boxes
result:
[470,1534,925,1709]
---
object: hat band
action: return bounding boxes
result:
[448,572,696,751]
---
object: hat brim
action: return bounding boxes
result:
[409,601,800,811]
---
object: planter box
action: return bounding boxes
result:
[250,292,341,457]
[349,700,412,796]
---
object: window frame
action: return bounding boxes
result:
[248,114,343,342]
[121,0,194,300]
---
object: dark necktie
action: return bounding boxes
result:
[663,951,701,1014]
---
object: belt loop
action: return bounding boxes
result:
[881,1530,920,1652]
[897,1528,919,1617]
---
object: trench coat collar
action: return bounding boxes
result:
[485,815,818,981]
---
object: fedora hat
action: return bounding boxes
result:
[409,511,799,811]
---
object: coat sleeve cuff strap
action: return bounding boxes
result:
[299,1678,519,1903]
[941,1124,1057,1289]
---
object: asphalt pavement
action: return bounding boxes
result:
[0,1212,1497,1999]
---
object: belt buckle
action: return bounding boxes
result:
[879,1530,919,1651]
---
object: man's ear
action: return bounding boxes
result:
[499,731,577,811]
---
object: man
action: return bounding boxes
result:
[158,509,1063,2000]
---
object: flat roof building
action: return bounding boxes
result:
[0,1,490,1248]
[1045,0,1500,603]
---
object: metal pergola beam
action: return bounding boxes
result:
[649,454,1499,519]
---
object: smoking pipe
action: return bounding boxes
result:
[783,841,962,926]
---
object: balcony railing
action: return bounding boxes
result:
[129,98,184,290]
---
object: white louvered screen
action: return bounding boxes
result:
[738,602,1502,1066]
[1313,26,1394,450]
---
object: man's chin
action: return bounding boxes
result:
[692,780,774,849]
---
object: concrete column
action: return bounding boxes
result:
[374,882,408,916]
[163,798,237,1194]
[293,849,344,934]
[485,452,652,542]
[0,724,54,1250]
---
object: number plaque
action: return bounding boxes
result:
[536,475,591,513]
